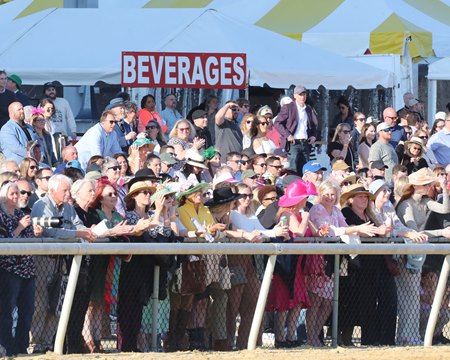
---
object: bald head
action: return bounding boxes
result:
[8,102,25,123]
[383,107,398,126]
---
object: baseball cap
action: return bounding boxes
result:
[160,152,176,165]
[408,98,419,107]
[303,161,326,175]
[370,160,388,170]
[273,148,288,158]
[43,81,57,92]
[435,111,447,120]
[332,162,351,171]
[241,170,257,180]
[192,109,208,121]
[376,122,392,133]
[66,160,82,171]
[293,85,307,95]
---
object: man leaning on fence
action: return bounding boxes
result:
[29,174,95,353]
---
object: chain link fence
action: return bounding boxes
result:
[19,247,449,355]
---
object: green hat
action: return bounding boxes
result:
[150,185,177,203]
[7,74,22,89]
[177,181,210,199]
[160,152,176,165]
[132,137,155,149]
[202,146,218,160]
[242,170,257,180]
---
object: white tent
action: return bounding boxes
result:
[0,7,393,89]
[426,57,450,118]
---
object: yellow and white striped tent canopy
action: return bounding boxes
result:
[140,0,450,59]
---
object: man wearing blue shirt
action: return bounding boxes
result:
[429,112,450,166]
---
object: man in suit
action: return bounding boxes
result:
[6,74,30,106]
[75,110,123,170]
[274,85,317,176]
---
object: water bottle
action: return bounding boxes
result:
[385,215,392,238]
[191,218,215,243]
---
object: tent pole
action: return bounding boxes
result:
[427,79,437,123]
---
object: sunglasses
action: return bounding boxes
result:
[381,128,393,133]
[240,193,254,199]
[357,117,366,121]
[104,191,118,197]
[230,160,245,164]
[418,136,428,139]
[255,163,267,167]
[108,120,118,125]
[246,120,253,124]
[19,190,32,196]
[108,166,121,171]
[29,165,38,170]
[38,176,52,181]
[263,196,278,202]
[269,165,283,169]
[146,125,158,130]
[178,128,190,132]
[139,190,152,196]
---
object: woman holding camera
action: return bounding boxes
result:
[0,181,43,357]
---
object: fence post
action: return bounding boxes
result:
[331,254,340,347]
[54,255,82,355]
[424,255,450,346]
[151,265,160,351]
[247,254,277,350]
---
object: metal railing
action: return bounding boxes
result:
[0,238,449,354]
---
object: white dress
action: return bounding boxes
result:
[254,138,276,154]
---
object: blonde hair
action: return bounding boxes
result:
[240,113,255,135]
[169,119,196,141]
[317,180,341,206]
[332,123,351,142]
[394,175,410,205]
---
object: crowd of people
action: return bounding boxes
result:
[0,74,450,356]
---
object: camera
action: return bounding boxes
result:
[32,217,63,228]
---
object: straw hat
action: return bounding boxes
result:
[408,168,438,186]
[278,179,317,207]
[405,137,426,152]
[185,148,208,169]
[340,184,375,207]
[124,181,156,202]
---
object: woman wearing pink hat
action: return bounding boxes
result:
[265,179,316,348]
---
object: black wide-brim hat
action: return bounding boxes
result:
[204,187,243,207]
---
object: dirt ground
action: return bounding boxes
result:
[19,346,450,360]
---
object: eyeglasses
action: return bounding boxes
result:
[19,190,32,196]
[146,125,158,130]
[108,166,121,171]
[381,128,393,133]
[263,196,278,202]
[240,193,254,199]
[357,117,366,122]
[342,130,351,134]
[139,190,152,196]
[105,191,118,197]
[38,176,52,181]
[259,122,268,126]
[255,163,267,167]
[269,165,283,169]
[29,165,38,170]
[178,127,190,132]
[418,136,428,140]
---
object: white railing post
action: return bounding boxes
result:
[247,254,277,350]
[424,255,450,346]
[54,255,82,355]
[331,254,340,347]
[151,265,160,351]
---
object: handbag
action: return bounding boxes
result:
[47,256,69,317]
[384,255,400,277]
[179,258,207,295]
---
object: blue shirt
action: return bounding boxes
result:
[161,108,182,133]
[429,128,450,165]
[389,124,407,148]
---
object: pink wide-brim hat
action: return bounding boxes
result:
[278,179,317,207]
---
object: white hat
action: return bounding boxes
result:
[376,122,392,133]
[435,111,447,120]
